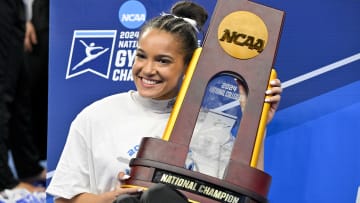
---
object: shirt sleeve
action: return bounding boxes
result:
[22,0,33,20]
[46,112,92,199]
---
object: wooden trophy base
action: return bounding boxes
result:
[123,137,271,203]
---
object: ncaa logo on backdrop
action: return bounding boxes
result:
[118,0,146,29]
[66,30,117,79]
[66,0,146,80]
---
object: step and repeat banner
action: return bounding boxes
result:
[47,0,360,202]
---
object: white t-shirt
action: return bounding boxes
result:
[46,90,174,199]
[46,90,236,199]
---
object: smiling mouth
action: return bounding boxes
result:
[140,77,162,85]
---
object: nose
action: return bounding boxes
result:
[142,60,156,75]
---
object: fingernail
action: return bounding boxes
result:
[123,175,131,179]
[265,98,271,102]
[265,90,272,94]
[137,188,143,192]
[119,174,131,180]
[270,80,276,85]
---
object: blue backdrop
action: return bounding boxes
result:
[47,0,360,202]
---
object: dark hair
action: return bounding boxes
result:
[139,1,208,65]
[170,1,208,31]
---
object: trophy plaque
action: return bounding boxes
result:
[122,0,284,202]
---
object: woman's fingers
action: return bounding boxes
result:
[117,172,131,181]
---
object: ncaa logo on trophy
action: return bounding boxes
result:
[218,11,268,59]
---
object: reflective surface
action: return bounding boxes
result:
[187,73,248,178]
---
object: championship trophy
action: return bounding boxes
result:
[121,0,284,202]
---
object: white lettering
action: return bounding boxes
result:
[209,86,225,96]
[114,49,136,67]
[127,49,136,67]
[197,185,239,203]
[224,91,239,100]
[221,82,238,92]
[112,69,133,81]
[115,50,127,67]
[122,14,146,22]
[118,40,138,48]
[160,174,169,182]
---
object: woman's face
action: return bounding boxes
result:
[132,28,186,100]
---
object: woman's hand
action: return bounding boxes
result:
[55,187,142,203]
[265,78,282,124]
[117,172,131,182]
[113,171,143,197]
[55,173,142,203]
[110,185,142,200]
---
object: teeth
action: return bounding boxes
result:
[142,78,157,85]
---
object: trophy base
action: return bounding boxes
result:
[123,137,271,203]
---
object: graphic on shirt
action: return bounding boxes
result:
[66,30,117,79]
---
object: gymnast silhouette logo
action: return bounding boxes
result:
[66,30,117,79]
[72,40,109,71]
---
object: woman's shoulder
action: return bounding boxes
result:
[97,90,133,103]
[82,90,135,113]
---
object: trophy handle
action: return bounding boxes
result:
[250,69,277,167]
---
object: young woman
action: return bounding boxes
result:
[47,1,282,203]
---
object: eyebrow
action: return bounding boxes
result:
[136,48,144,53]
[137,48,175,61]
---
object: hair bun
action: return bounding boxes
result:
[170,1,208,31]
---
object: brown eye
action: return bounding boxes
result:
[136,53,146,59]
[158,58,171,64]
